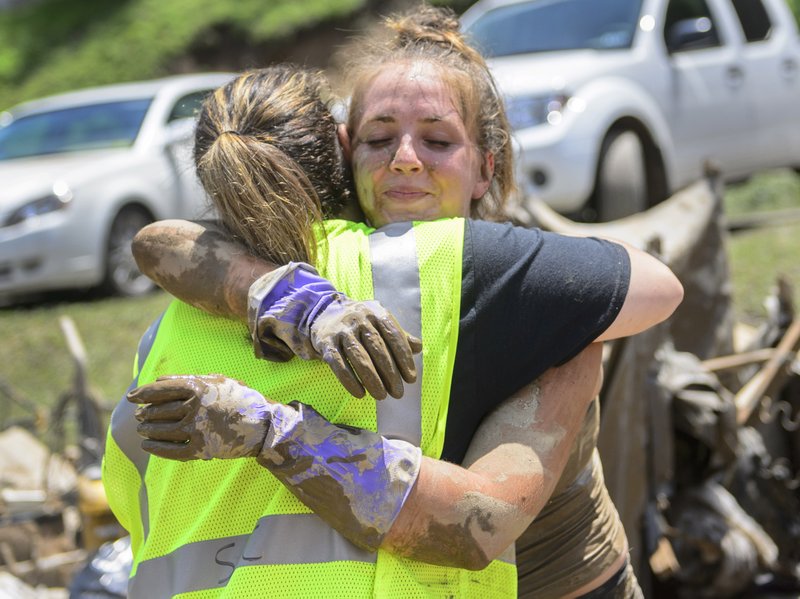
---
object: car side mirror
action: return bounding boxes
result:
[159,118,196,147]
[666,17,719,53]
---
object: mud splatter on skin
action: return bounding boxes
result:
[455,492,523,537]
[133,222,266,319]
[552,399,598,495]
[393,516,490,569]
[462,381,565,476]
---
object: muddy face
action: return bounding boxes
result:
[349,61,491,228]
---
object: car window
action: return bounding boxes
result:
[464,0,644,57]
[731,0,772,41]
[167,90,212,122]
[664,0,722,51]
[0,99,152,161]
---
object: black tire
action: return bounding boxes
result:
[102,206,154,297]
[593,129,649,222]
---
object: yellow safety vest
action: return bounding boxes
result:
[103,218,517,598]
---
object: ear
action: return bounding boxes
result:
[472,152,495,199]
[337,124,352,162]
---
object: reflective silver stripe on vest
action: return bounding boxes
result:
[130,513,375,596]
[369,222,423,446]
[109,313,163,540]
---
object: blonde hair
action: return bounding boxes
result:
[194,66,351,265]
[339,5,515,221]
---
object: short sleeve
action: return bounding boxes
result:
[442,220,630,463]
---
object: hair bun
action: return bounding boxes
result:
[387,6,461,48]
[409,5,459,33]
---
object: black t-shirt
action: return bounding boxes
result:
[441,220,631,463]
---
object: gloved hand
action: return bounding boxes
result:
[128,374,421,551]
[127,374,272,461]
[247,263,422,400]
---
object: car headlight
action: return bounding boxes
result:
[4,181,73,227]
[505,93,570,130]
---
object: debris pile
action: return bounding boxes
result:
[525,172,800,597]
[0,317,125,598]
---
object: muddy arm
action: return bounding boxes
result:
[131,344,602,569]
[379,343,603,568]
[133,219,421,400]
[132,219,268,319]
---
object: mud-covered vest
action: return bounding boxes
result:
[103,218,517,597]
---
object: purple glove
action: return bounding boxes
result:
[247,263,422,400]
[258,399,421,551]
[129,374,421,551]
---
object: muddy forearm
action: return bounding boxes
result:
[132,219,275,318]
[381,343,604,569]
[249,345,598,569]
[381,454,534,569]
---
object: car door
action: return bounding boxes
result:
[729,0,800,170]
[162,90,216,220]
[661,0,756,181]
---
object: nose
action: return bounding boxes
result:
[390,135,422,173]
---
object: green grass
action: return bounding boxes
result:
[0,291,172,423]
[0,169,799,421]
[0,0,369,109]
[724,169,800,325]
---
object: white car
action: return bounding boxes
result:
[461,0,800,220]
[0,72,235,299]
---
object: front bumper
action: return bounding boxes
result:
[512,123,598,214]
[0,213,101,296]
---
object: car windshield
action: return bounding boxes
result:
[465,0,644,57]
[0,98,151,161]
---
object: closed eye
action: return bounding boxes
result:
[365,137,392,148]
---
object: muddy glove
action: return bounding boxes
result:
[128,375,270,460]
[129,375,421,551]
[247,262,422,400]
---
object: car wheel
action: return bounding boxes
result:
[102,206,155,297]
[593,129,649,222]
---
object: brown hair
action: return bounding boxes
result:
[194,65,351,265]
[339,5,515,221]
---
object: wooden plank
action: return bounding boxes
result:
[701,348,775,372]
[734,319,800,425]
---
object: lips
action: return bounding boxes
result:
[383,186,430,201]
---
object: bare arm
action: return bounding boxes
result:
[133,219,268,319]
[381,343,603,568]
[595,240,684,342]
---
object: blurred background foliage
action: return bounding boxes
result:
[0,0,796,109]
[0,0,475,110]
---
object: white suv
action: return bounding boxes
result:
[461,0,800,220]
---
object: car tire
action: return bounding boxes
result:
[102,206,155,297]
[593,129,649,222]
